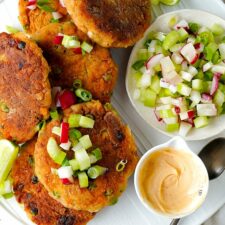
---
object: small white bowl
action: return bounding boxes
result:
[126,9,225,140]
[134,136,209,218]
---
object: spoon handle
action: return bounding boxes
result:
[170,219,180,225]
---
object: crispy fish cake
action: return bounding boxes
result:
[64,0,151,47]
[32,22,118,103]
[19,0,70,34]
[0,32,51,143]
[35,101,139,212]
[12,138,95,225]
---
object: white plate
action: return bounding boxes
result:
[126,9,225,141]
[0,1,225,225]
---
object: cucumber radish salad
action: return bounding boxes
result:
[132,18,225,137]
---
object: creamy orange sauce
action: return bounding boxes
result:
[139,148,207,215]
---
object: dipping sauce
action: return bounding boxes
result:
[138,147,208,216]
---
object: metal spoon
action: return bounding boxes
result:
[170,138,225,225]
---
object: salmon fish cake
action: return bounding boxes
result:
[34,101,139,212]
[12,138,95,225]
[32,22,118,103]
[64,0,151,47]
[0,32,51,143]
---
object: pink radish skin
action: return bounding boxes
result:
[146,53,164,70]
[210,73,221,96]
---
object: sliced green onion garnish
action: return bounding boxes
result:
[61,158,70,166]
[87,165,107,179]
[6,26,20,34]
[91,148,102,161]
[75,148,91,171]
[68,114,81,128]
[37,0,54,12]
[116,160,128,172]
[78,172,89,188]
[81,41,93,53]
[79,116,95,128]
[89,154,97,164]
[0,102,9,113]
[0,179,12,196]
[69,129,82,145]
[79,135,92,149]
[75,88,92,102]
[52,126,61,136]
[50,109,60,120]
[73,79,82,89]
[69,159,80,171]
[47,137,66,165]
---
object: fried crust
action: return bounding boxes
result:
[34,100,139,212]
[12,138,95,225]
[0,32,51,143]
[64,0,151,47]
[32,22,118,103]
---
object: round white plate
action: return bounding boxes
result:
[126,9,225,141]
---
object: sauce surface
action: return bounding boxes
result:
[139,148,208,215]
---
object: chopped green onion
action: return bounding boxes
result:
[0,102,9,113]
[78,172,89,188]
[89,154,98,164]
[50,18,59,23]
[73,79,82,89]
[69,129,82,145]
[68,114,81,128]
[69,159,80,171]
[52,126,61,136]
[50,109,60,120]
[79,116,95,128]
[79,135,92,149]
[61,158,70,166]
[91,148,102,161]
[75,88,92,102]
[3,192,14,199]
[81,41,93,53]
[35,120,46,132]
[75,148,91,171]
[37,0,54,12]
[6,26,20,34]
[87,165,107,179]
[169,16,178,28]
[47,137,66,165]
[116,160,127,172]
[0,179,12,196]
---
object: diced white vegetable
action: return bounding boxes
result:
[174,19,189,30]
[181,71,194,82]
[197,104,217,116]
[181,61,188,71]
[146,53,164,69]
[160,79,170,88]
[160,56,175,75]
[59,0,65,7]
[148,40,157,52]
[195,43,204,53]
[179,122,192,137]
[211,65,225,74]
[198,26,209,33]
[72,142,83,151]
[190,90,201,104]
[138,73,152,88]
[177,83,192,96]
[60,141,72,151]
[188,66,198,76]
[133,89,141,100]
[169,85,177,93]
[52,12,63,20]
[58,166,73,179]
[155,32,166,41]
[160,97,173,104]
[219,43,225,60]
[171,52,183,64]
[179,110,195,120]
[180,43,197,64]
[155,104,172,111]
[187,36,196,44]
[164,71,182,85]
[164,117,178,124]
[170,43,185,52]
[203,62,213,72]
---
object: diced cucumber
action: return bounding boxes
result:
[194,116,208,128]
[163,31,180,50]
[213,89,225,107]
[165,123,179,132]
[211,24,224,36]
[177,83,192,96]
[178,28,189,42]
[140,89,157,107]
[169,43,184,52]
[188,22,200,33]
[68,114,81,128]
[137,49,150,60]
[169,16,178,28]
[192,79,204,91]
[132,60,146,71]
[78,172,89,188]
[204,42,218,61]
[69,159,80,171]
[150,76,161,94]
[0,140,19,183]
[159,109,175,118]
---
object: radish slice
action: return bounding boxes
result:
[211,65,225,74]
[52,12,63,20]
[203,62,213,72]
[155,104,172,111]
[27,4,37,10]
[60,122,69,143]
[164,71,182,85]
[160,56,175,75]
[181,71,194,82]
[160,79,170,88]
[58,90,77,110]
[73,47,82,54]
[171,52,183,65]
[201,93,212,103]
[60,141,72,151]
[181,61,188,71]
[146,53,164,70]
[197,104,217,116]
[61,178,73,185]
[179,110,195,120]
[53,34,64,45]
[190,90,201,104]
[59,0,65,7]
[179,122,192,136]
[180,43,198,64]
[174,106,181,114]
[188,66,198,76]
[174,20,189,30]
[194,43,204,53]
[210,73,221,96]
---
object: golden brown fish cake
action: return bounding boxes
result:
[32,22,118,103]
[0,32,51,143]
[19,0,71,34]
[34,100,139,212]
[12,138,95,225]
[64,0,151,48]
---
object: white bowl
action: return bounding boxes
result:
[126,9,225,141]
[134,136,209,218]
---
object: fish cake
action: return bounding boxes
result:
[12,138,95,225]
[64,0,151,47]
[19,0,70,34]
[32,22,118,103]
[0,32,51,143]
[34,100,139,212]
